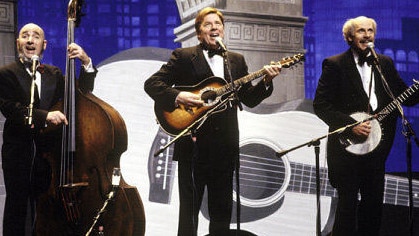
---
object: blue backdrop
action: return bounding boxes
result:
[17,0,419,173]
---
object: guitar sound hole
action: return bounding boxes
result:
[234,141,289,208]
[200,138,291,223]
[200,90,217,103]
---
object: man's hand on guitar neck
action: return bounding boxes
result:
[262,62,282,85]
[352,121,371,138]
[175,91,204,109]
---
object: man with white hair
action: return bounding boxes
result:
[313,16,419,235]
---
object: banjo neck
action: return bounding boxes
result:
[376,80,419,122]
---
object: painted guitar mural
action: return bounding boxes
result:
[154,53,304,136]
[148,110,419,235]
[93,49,418,236]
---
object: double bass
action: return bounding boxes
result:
[34,0,145,235]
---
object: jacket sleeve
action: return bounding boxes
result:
[78,65,98,93]
[144,48,184,111]
[313,57,358,130]
[235,54,274,108]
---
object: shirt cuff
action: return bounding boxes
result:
[82,58,94,72]
[263,76,272,90]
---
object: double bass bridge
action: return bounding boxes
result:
[59,182,89,225]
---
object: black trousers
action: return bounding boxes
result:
[177,141,235,236]
[331,156,385,236]
[2,141,51,236]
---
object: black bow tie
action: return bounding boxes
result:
[22,61,45,74]
[22,61,33,68]
[208,49,224,58]
[358,55,374,66]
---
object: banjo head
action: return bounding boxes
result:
[344,112,382,155]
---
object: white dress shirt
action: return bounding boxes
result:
[354,53,378,111]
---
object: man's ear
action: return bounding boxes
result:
[16,39,21,52]
[43,40,47,51]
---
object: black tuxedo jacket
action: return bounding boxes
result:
[313,49,419,183]
[144,45,273,161]
[0,60,96,146]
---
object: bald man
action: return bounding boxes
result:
[0,23,97,235]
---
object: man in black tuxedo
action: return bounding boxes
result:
[144,7,281,236]
[0,23,97,236]
[313,16,419,235]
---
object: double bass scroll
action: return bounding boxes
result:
[34,0,145,235]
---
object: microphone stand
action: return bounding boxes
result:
[275,117,373,236]
[85,168,121,236]
[221,47,250,236]
[26,68,37,126]
[222,49,243,112]
[26,58,38,235]
[401,114,419,236]
[369,48,418,236]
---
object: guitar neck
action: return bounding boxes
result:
[288,162,337,198]
[288,162,419,208]
[216,68,267,97]
[215,53,305,97]
[383,175,419,207]
[233,68,267,88]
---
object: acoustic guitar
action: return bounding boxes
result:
[154,53,305,136]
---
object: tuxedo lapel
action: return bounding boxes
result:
[188,46,243,85]
[372,56,389,110]
[342,50,372,103]
[191,46,213,82]
[39,69,58,109]
[13,61,57,110]
[344,51,363,91]
[225,52,240,80]
[14,62,34,102]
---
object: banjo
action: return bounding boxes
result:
[340,80,419,155]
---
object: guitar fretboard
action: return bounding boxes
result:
[288,162,419,207]
[288,162,337,198]
[215,54,304,97]
[383,176,419,207]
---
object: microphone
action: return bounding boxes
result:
[31,55,40,74]
[215,37,227,52]
[366,42,379,64]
